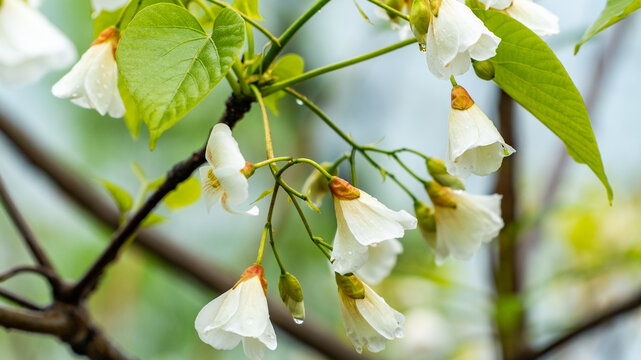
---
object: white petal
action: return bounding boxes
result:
[213,167,249,205]
[356,239,403,285]
[337,289,388,353]
[445,51,473,77]
[356,284,405,341]
[199,167,224,211]
[83,42,118,116]
[446,105,515,177]
[242,337,267,360]
[0,0,76,86]
[338,191,414,245]
[257,322,277,350]
[434,191,503,262]
[331,198,370,274]
[507,0,559,36]
[467,31,500,61]
[425,25,452,80]
[107,65,126,118]
[206,124,245,170]
[221,195,260,216]
[221,277,270,338]
[195,291,243,350]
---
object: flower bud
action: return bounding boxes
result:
[279,273,305,324]
[451,85,475,111]
[472,59,495,81]
[426,158,465,190]
[335,273,365,300]
[329,177,360,200]
[410,0,430,51]
[240,161,255,178]
[414,201,437,249]
[425,181,457,209]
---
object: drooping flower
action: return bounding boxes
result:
[52,27,124,118]
[0,0,76,86]
[425,0,500,79]
[195,264,277,360]
[329,177,416,277]
[278,272,305,324]
[480,0,559,36]
[199,123,259,216]
[91,0,129,14]
[335,273,405,353]
[446,85,515,178]
[426,181,503,265]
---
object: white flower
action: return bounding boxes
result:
[0,0,76,86]
[199,123,259,216]
[52,27,124,118]
[445,86,515,178]
[335,273,405,353]
[427,181,503,265]
[425,0,500,79]
[91,0,129,14]
[329,177,416,276]
[479,0,559,36]
[195,264,277,360]
[356,239,403,285]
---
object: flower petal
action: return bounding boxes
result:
[331,198,370,274]
[507,0,559,36]
[242,337,267,360]
[338,289,388,353]
[356,239,403,285]
[221,277,270,338]
[213,167,249,205]
[84,42,118,116]
[195,291,243,350]
[206,123,245,170]
[199,166,224,211]
[356,284,405,342]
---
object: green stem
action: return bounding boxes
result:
[259,0,332,72]
[287,192,332,260]
[193,0,216,22]
[450,75,458,87]
[392,154,428,184]
[328,153,351,173]
[225,72,241,94]
[250,85,275,160]
[256,224,269,264]
[366,0,409,21]
[246,22,255,60]
[233,61,251,95]
[206,0,280,46]
[287,88,418,201]
[267,186,286,273]
[275,158,334,180]
[350,148,358,187]
[262,38,416,95]
[253,157,292,169]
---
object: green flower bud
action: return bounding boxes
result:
[472,60,495,81]
[426,158,465,190]
[410,0,430,51]
[414,201,437,249]
[425,180,457,209]
[428,0,441,16]
[279,273,305,324]
[335,273,365,300]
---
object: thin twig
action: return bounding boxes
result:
[0,265,58,285]
[0,288,42,311]
[0,176,56,272]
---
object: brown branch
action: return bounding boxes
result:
[0,265,58,285]
[0,306,68,335]
[65,94,253,302]
[0,176,56,273]
[0,288,43,310]
[521,289,641,359]
[0,99,371,360]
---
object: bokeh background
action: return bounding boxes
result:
[1,0,641,359]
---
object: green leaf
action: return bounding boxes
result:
[94,0,181,37]
[474,10,613,202]
[99,180,133,213]
[575,0,641,54]
[117,4,245,150]
[163,176,201,209]
[118,76,142,138]
[264,54,304,115]
[93,10,121,39]
[353,0,373,25]
[140,213,166,228]
[251,188,274,205]
[233,0,262,20]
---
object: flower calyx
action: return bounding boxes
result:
[329,177,361,200]
[92,26,119,56]
[451,85,475,111]
[235,263,268,295]
[426,157,465,190]
[425,181,457,209]
[335,273,365,300]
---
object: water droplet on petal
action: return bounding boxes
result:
[293,318,304,325]
[295,99,303,106]
[394,327,405,338]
